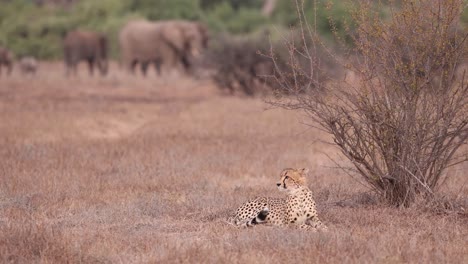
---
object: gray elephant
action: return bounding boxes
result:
[0,46,14,76]
[119,20,174,76]
[119,19,209,76]
[158,20,209,72]
[63,30,108,76]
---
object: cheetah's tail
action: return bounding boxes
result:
[245,207,269,227]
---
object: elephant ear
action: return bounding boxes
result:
[160,23,186,52]
[196,23,210,48]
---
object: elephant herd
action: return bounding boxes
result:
[1,19,209,77]
[65,19,209,77]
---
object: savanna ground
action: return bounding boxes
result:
[0,62,467,263]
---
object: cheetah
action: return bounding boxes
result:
[228,168,327,231]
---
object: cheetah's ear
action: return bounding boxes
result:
[300,168,310,175]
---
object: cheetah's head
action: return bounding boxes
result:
[276,168,309,193]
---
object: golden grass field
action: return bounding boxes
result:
[0,62,467,263]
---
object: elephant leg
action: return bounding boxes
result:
[65,63,73,77]
[238,73,255,96]
[180,55,191,73]
[130,60,138,74]
[97,59,107,76]
[72,64,76,76]
[153,58,162,75]
[140,61,149,77]
[64,57,70,76]
[88,59,95,76]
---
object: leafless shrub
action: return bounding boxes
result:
[271,0,468,207]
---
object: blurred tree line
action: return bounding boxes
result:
[0,0,355,59]
[0,0,466,59]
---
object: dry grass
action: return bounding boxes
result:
[0,62,467,263]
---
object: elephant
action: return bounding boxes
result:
[158,20,209,71]
[0,46,13,76]
[63,30,108,76]
[119,19,209,76]
[119,20,174,76]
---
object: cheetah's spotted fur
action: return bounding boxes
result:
[229,168,327,231]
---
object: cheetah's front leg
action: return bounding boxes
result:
[298,224,318,232]
[306,216,328,231]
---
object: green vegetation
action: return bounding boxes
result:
[2,0,465,59]
[0,0,355,59]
